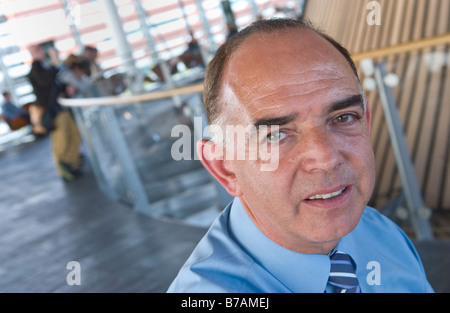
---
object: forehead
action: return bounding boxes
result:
[221,29,359,123]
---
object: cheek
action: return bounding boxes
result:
[340,136,376,200]
[234,160,295,203]
[359,147,376,197]
[339,129,373,164]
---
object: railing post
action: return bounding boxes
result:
[71,107,117,200]
[187,93,233,209]
[374,62,433,240]
[100,106,151,213]
[247,0,259,19]
[0,46,19,105]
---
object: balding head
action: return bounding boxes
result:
[203,18,361,126]
[197,18,374,253]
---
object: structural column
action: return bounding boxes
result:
[103,0,143,93]
[247,0,259,19]
[0,48,19,105]
[194,0,217,52]
[60,0,84,53]
[133,0,177,90]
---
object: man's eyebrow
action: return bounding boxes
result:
[253,113,298,128]
[328,94,365,113]
[251,94,364,128]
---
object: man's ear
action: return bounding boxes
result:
[197,139,242,197]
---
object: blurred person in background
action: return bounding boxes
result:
[58,54,102,98]
[27,44,82,181]
[1,91,29,121]
[81,45,111,95]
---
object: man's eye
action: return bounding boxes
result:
[335,114,357,124]
[267,131,286,143]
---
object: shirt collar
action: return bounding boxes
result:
[228,198,331,293]
[333,210,371,281]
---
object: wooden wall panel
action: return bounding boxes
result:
[304,0,450,212]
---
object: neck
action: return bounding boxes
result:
[240,199,338,255]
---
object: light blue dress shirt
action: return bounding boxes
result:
[168,198,433,293]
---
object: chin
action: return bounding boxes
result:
[309,226,353,244]
[297,209,363,245]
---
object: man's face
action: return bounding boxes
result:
[29,45,45,61]
[84,50,97,62]
[219,29,376,254]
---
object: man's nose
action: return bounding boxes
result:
[296,128,342,173]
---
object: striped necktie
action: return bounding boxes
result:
[328,250,361,293]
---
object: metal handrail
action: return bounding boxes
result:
[352,32,450,62]
[59,83,204,107]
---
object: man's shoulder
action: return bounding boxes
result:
[167,207,256,292]
[354,206,422,262]
[360,206,404,233]
[348,206,434,292]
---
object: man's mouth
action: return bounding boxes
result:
[306,187,348,200]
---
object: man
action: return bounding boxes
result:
[1,92,29,121]
[168,18,433,292]
[1,91,32,131]
[81,45,100,78]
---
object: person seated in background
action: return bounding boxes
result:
[0,92,45,134]
[149,32,204,83]
[1,91,29,123]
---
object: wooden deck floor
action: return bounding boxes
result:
[0,135,207,292]
[0,135,449,292]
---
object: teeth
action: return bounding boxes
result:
[308,188,345,200]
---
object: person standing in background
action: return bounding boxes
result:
[27,44,82,181]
